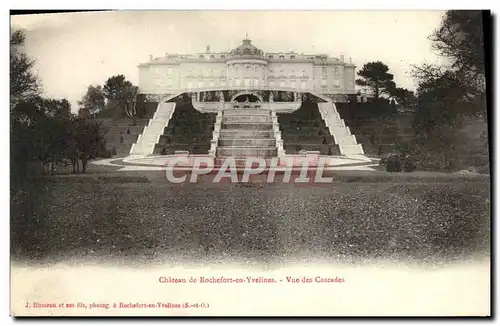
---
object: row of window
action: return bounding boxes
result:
[267,54,326,60]
[180,54,330,60]
[199,54,227,60]
[155,79,342,89]
[153,66,342,75]
[185,80,308,88]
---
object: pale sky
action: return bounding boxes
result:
[11,10,447,113]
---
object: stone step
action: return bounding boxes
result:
[223,109,271,116]
[221,123,273,130]
[218,138,276,147]
[222,115,272,123]
[214,157,277,167]
[216,146,278,157]
[284,144,341,155]
[219,130,274,138]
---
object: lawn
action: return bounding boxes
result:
[10,173,490,266]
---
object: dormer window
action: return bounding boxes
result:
[221,55,226,58]
[290,55,295,59]
[279,55,285,59]
[210,55,215,59]
[199,54,204,59]
[268,55,274,59]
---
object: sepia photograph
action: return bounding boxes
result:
[9,9,491,317]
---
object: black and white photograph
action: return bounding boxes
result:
[9,9,491,317]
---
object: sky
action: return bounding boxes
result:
[11,10,447,113]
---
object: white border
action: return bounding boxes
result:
[3,2,498,325]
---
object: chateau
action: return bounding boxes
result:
[128,37,368,165]
[138,37,356,101]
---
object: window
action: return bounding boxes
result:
[290,55,295,59]
[165,79,172,87]
[167,67,173,75]
[245,78,251,87]
[322,66,327,74]
[210,55,215,59]
[280,81,285,87]
[334,80,340,88]
[254,78,259,86]
[220,80,226,86]
[199,55,204,59]
[291,80,296,88]
[269,81,275,87]
[279,55,285,59]
[187,82,193,89]
[334,66,339,74]
[221,55,226,58]
[268,55,274,59]
[198,81,204,88]
[321,79,327,86]
[235,78,241,87]
[301,81,307,89]
[155,78,164,87]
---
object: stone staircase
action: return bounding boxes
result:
[317,102,364,156]
[154,100,216,155]
[277,102,342,155]
[130,102,176,155]
[215,109,278,165]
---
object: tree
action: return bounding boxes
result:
[78,85,105,117]
[355,61,394,100]
[10,29,40,110]
[431,11,485,77]
[103,75,141,118]
[430,10,486,98]
[66,117,105,173]
[414,70,467,131]
[409,10,488,171]
[122,84,139,117]
[387,85,417,109]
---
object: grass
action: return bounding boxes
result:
[10,173,490,266]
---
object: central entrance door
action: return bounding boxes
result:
[231,92,263,108]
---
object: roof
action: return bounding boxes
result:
[229,38,264,58]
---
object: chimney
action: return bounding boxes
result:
[349,56,352,64]
[149,54,153,61]
[340,55,344,62]
[206,45,210,53]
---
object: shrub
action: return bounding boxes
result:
[386,153,401,172]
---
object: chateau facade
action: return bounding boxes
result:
[138,38,356,101]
